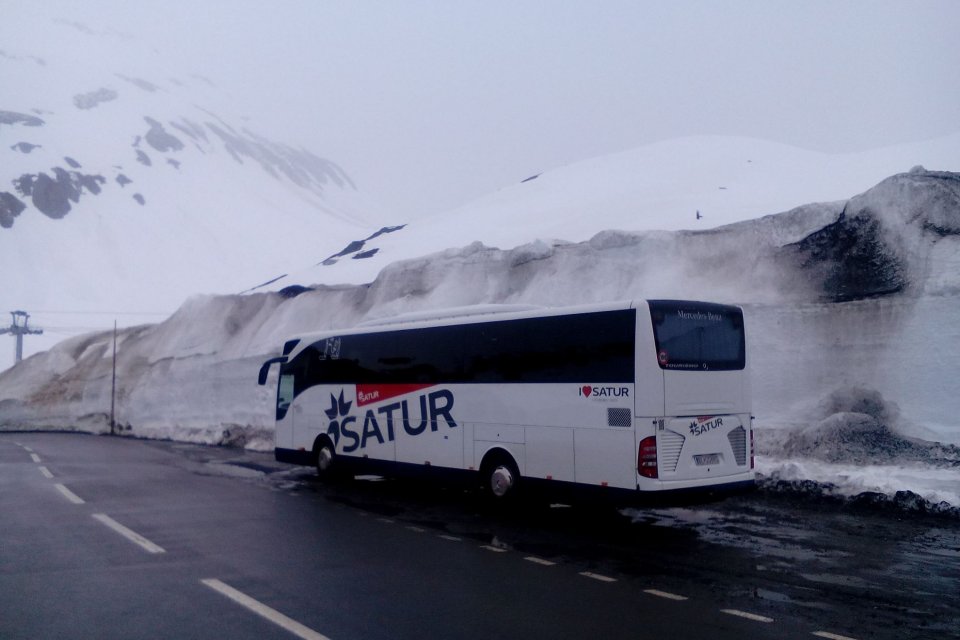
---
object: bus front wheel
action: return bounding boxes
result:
[315,438,336,480]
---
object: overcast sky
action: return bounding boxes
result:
[12,0,960,218]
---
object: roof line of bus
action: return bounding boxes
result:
[281,300,644,358]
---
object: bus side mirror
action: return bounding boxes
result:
[258,356,288,386]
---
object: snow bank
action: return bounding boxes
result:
[2,170,959,511]
[781,387,920,463]
[755,387,960,516]
[757,459,960,517]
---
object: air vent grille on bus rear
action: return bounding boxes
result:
[727,426,747,466]
[607,408,632,428]
[659,431,685,472]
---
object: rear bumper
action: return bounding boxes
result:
[618,478,756,508]
[638,470,756,493]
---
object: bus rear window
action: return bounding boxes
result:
[649,300,745,371]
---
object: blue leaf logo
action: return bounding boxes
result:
[325,390,352,446]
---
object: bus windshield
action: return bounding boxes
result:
[649,300,745,371]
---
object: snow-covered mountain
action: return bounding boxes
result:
[1,16,396,359]
[257,133,960,290]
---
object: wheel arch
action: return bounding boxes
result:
[477,444,523,476]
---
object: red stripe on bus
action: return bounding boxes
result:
[355,383,435,406]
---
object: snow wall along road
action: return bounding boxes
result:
[0,170,958,455]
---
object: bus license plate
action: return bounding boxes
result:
[694,453,720,466]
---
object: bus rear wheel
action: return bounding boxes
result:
[481,454,520,501]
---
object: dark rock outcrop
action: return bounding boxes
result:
[144,117,184,152]
[10,142,41,153]
[14,167,105,219]
[0,192,27,228]
[783,170,960,301]
[73,88,118,110]
[788,206,907,301]
[0,110,44,128]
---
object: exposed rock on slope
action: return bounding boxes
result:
[785,171,960,301]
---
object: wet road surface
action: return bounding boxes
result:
[1,433,957,639]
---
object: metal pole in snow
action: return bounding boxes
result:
[110,321,117,436]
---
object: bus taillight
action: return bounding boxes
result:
[638,436,658,478]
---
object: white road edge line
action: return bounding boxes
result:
[580,571,617,583]
[92,513,165,554]
[38,466,54,479]
[813,632,859,640]
[644,589,688,601]
[524,556,557,566]
[54,483,85,504]
[202,578,331,640]
[30,453,41,463]
[720,609,774,623]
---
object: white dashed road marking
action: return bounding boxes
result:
[720,609,774,623]
[644,589,688,601]
[524,556,557,566]
[813,632,859,640]
[438,534,462,542]
[480,545,508,553]
[54,483,85,505]
[580,571,617,583]
[30,453,41,463]
[38,466,54,479]
[202,579,331,640]
[92,513,165,554]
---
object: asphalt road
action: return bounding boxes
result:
[1,433,957,639]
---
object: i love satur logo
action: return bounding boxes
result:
[578,385,630,399]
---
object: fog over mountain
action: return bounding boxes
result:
[1,13,396,358]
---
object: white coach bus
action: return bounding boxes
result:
[258,300,753,501]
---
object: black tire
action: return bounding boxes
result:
[481,452,520,501]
